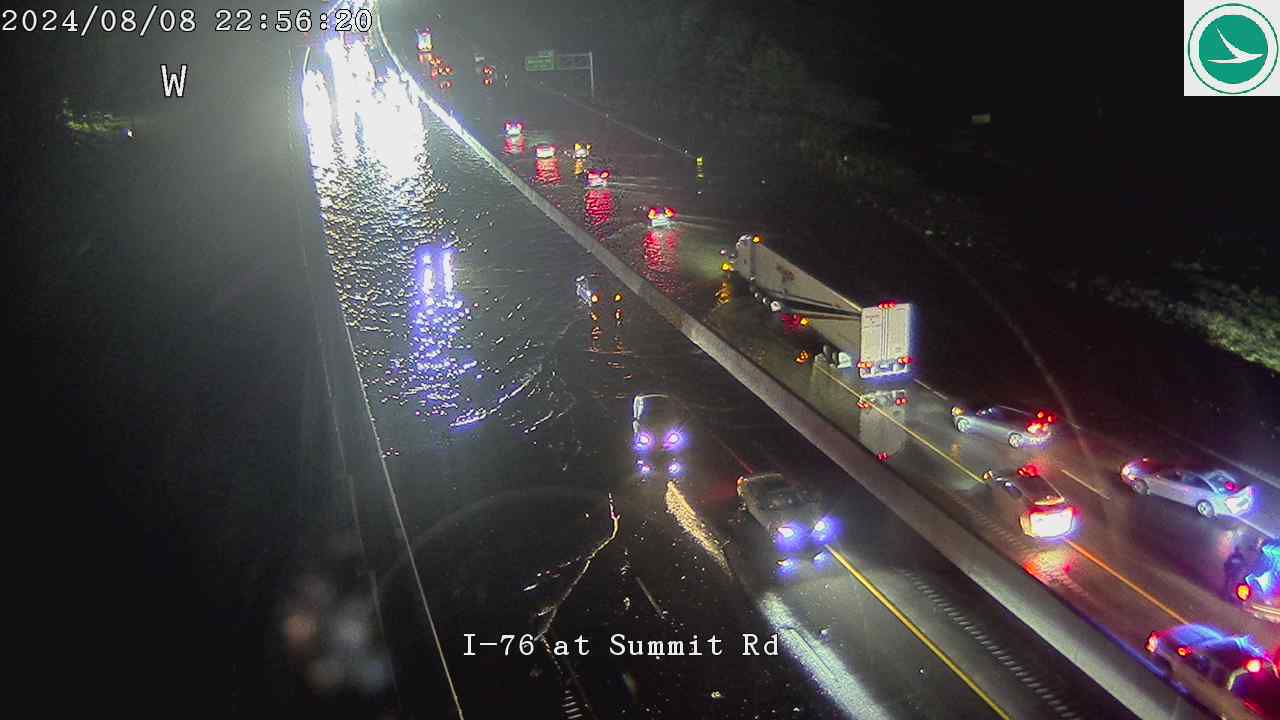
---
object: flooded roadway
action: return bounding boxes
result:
[299,38,1137,719]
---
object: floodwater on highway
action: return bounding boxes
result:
[302,42,850,718]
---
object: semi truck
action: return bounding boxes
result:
[727,234,914,379]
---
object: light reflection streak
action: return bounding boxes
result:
[664,482,729,574]
[302,70,335,169]
[584,189,613,228]
[758,592,894,720]
[534,157,561,185]
[401,246,473,419]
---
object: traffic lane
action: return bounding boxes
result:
[689,273,1276,646]
[384,9,1268,704]
[695,415,1139,719]
[700,299,1198,642]
[895,392,1278,642]
[313,52,1009,716]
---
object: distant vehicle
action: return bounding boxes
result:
[632,394,688,455]
[585,167,611,188]
[1235,540,1279,624]
[1146,624,1277,720]
[504,120,523,137]
[980,465,1078,539]
[575,273,624,308]
[573,142,591,159]
[952,403,1055,449]
[647,206,676,228]
[535,144,556,159]
[726,234,913,378]
[737,472,837,562]
[1120,459,1254,519]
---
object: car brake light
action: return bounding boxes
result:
[1246,658,1263,673]
[1018,464,1039,476]
[1177,646,1192,657]
[876,452,889,462]
[895,396,908,405]
[878,301,897,309]
[665,208,675,217]
[898,355,912,365]
[1026,507,1073,538]
[1146,633,1159,653]
[648,209,657,219]
[1225,481,1239,492]
[857,399,872,409]
[1238,583,1252,601]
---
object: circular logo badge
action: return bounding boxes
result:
[1188,3,1278,94]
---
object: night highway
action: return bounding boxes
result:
[12,0,1279,718]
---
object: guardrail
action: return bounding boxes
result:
[374,4,1208,718]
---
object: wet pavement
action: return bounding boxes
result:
[299,34,1147,719]
[375,4,1280,655]
[364,5,1280,713]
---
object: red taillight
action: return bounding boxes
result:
[876,452,890,462]
[1146,633,1159,653]
[1238,583,1253,601]
[895,396,908,405]
[898,355,912,365]
[857,361,873,369]
[1018,464,1040,476]
[602,171,610,178]
[1177,646,1192,657]
[1225,481,1239,492]
[648,209,657,219]
[1246,658,1263,673]
[665,207,675,217]
[878,301,897,309]
[857,399,872,410]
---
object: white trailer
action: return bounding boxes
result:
[728,234,914,379]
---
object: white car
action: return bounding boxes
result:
[737,473,837,558]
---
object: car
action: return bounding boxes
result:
[575,273,624,309]
[504,120,523,137]
[1235,540,1280,624]
[951,402,1056,449]
[585,167,611,188]
[573,142,591,159]
[1231,669,1280,718]
[980,465,1078,539]
[632,394,688,455]
[736,473,838,560]
[535,144,556,159]
[1120,458,1254,518]
[647,206,676,228]
[1146,624,1277,720]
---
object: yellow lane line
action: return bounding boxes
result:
[1065,541,1187,624]
[826,546,1012,720]
[812,362,1186,624]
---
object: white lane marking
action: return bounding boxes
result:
[1058,467,1111,501]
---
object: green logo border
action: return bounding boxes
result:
[1188,2,1279,94]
